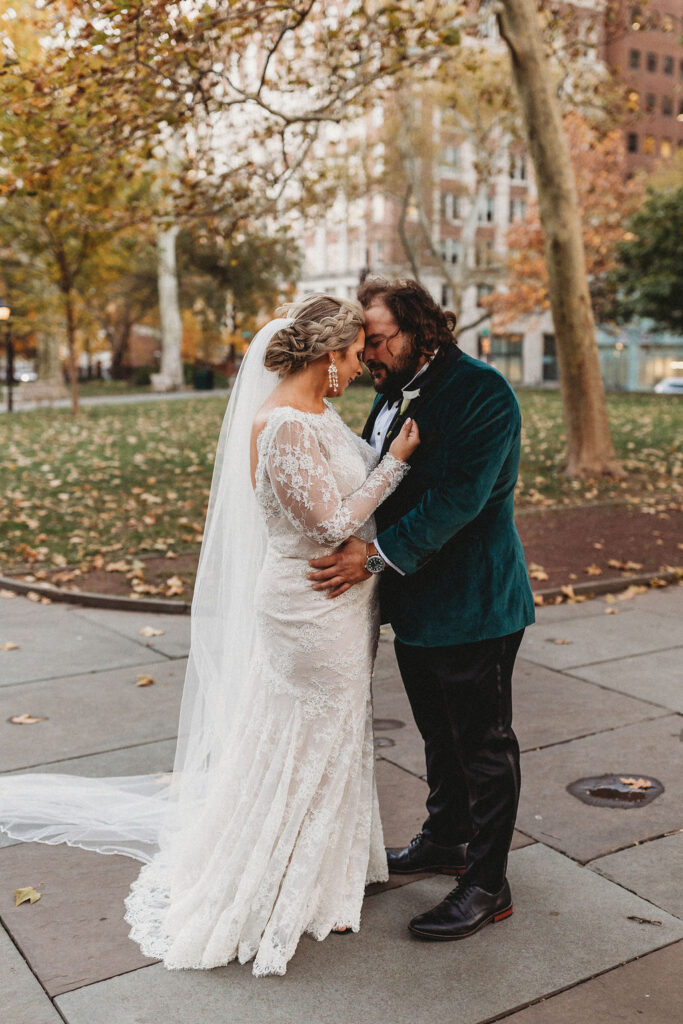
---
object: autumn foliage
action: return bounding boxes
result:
[489,113,646,325]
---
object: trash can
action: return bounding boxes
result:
[194,368,214,391]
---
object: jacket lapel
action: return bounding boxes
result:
[380,345,463,457]
[362,394,385,442]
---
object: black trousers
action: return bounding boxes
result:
[394,629,524,893]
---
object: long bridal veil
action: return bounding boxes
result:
[0,318,292,864]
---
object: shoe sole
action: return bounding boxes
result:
[408,904,513,941]
[388,865,466,876]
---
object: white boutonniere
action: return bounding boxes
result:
[400,387,421,415]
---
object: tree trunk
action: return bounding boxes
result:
[36,331,68,398]
[64,288,80,416]
[497,0,623,478]
[152,224,184,392]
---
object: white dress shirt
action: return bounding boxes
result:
[368,359,433,575]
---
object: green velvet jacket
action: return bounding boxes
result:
[362,345,535,647]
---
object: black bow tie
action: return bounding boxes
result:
[383,388,403,410]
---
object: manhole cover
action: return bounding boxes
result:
[374,736,396,748]
[372,718,405,731]
[567,774,664,809]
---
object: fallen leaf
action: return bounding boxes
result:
[560,584,576,602]
[627,915,661,926]
[533,593,544,606]
[619,777,652,789]
[9,713,46,724]
[139,626,165,638]
[608,559,644,571]
[1,642,20,651]
[617,584,649,601]
[0,589,17,599]
[135,675,155,687]
[25,591,42,603]
[584,564,603,576]
[550,638,571,645]
[605,593,617,604]
[15,886,41,906]
[605,607,619,614]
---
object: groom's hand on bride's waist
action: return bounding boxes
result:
[308,537,370,599]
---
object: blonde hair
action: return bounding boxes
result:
[264,294,364,377]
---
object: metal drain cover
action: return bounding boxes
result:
[567,774,664,809]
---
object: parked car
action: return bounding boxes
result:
[654,377,683,395]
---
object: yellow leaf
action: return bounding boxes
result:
[15,886,41,906]
[617,584,649,601]
[533,593,544,606]
[139,626,164,637]
[584,564,603,576]
[619,777,652,790]
[551,638,571,645]
[0,589,17,599]
[1,642,20,651]
[135,675,155,687]
[560,584,576,602]
[605,607,618,614]
[9,713,46,725]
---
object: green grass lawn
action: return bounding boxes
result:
[1,386,681,573]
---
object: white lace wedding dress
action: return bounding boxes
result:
[124,402,409,976]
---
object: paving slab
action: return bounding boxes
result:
[570,645,683,714]
[0,923,63,1024]
[534,596,636,622]
[518,714,683,862]
[70,607,191,660]
[54,844,683,1024]
[513,658,665,752]
[2,738,178,779]
[0,842,154,997]
[502,940,683,1024]
[0,600,161,687]
[590,833,683,919]
[0,659,186,772]
[629,583,683,620]
[519,610,680,672]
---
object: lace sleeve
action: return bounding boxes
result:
[265,415,409,546]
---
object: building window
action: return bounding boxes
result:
[441,284,450,307]
[478,197,495,223]
[509,197,527,222]
[372,194,385,222]
[440,238,461,265]
[442,191,460,222]
[542,334,558,382]
[661,138,672,157]
[662,95,673,115]
[629,49,641,69]
[647,52,657,72]
[643,135,656,154]
[645,92,656,112]
[663,55,674,75]
[678,100,683,121]
[476,283,494,305]
[509,153,527,180]
[442,144,461,170]
[627,132,638,152]
[480,333,523,384]
[475,241,495,268]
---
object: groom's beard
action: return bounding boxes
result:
[366,349,423,398]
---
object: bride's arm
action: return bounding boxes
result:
[266,416,409,546]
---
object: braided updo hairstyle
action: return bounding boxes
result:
[264,295,364,377]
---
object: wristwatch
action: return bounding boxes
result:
[365,543,386,575]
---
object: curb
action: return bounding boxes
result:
[0,575,191,614]
[1,569,679,615]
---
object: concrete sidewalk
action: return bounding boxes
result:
[1,585,681,1023]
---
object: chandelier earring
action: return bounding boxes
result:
[328,358,339,395]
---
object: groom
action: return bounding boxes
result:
[308,277,535,940]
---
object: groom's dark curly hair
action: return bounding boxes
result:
[357,277,457,360]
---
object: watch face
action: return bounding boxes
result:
[366,554,385,574]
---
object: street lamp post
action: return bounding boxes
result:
[0,302,12,413]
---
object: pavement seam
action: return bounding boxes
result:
[484,938,683,1024]
[68,608,183,660]
[519,708,673,754]
[0,735,179,775]
[0,918,70,1024]
[528,641,683,673]
[0,656,188,690]
[557,665,683,716]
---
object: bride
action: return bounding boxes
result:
[0,295,419,977]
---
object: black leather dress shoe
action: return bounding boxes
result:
[408,878,513,940]
[386,832,467,875]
